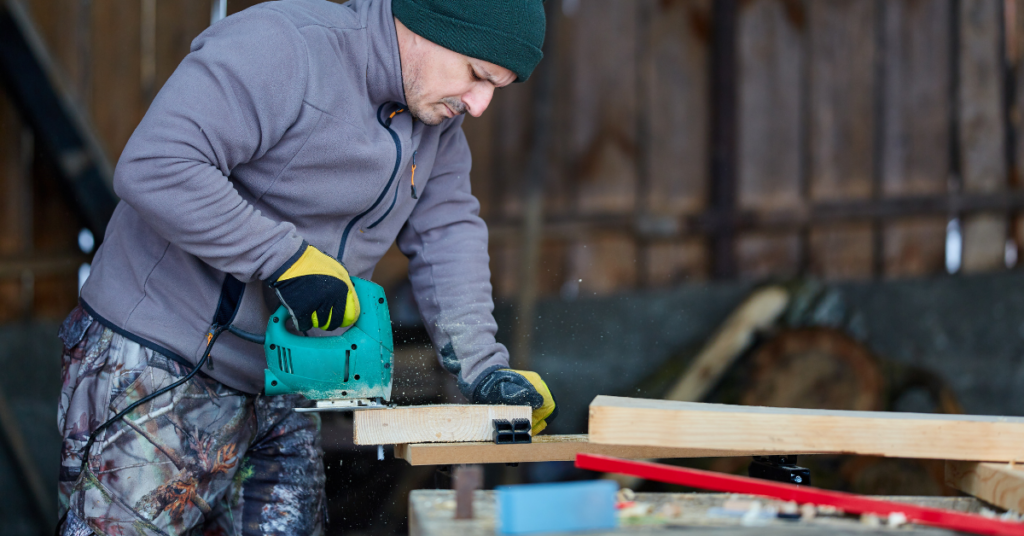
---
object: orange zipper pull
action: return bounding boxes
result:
[410,150,418,199]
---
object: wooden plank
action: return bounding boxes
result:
[353,404,530,446]
[394,434,762,466]
[1016,0,1024,192]
[23,0,90,101]
[90,0,142,163]
[642,0,709,287]
[563,233,637,296]
[463,113,495,219]
[490,239,566,302]
[645,0,710,217]
[31,162,85,320]
[883,216,948,276]
[737,0,804,213]
[808,0,876,203]
[809,223,874,280]
[492,75,531,220]
[806,1,875,280]
[563,0,637,215]
[576,455,1024,536]
[959,0,1008,197]
[880,0,951,198]
[489,241,517,300]
[959,0,1008,273]
[154,0,208,93]
[880,0,951,277]
[736,232,800,279]
[736,0,804,278]
[588,395,1024,462]
[0,79,29,322]
[946,461,1024,513]
[962,213,1008,273]
[645,239,706,286]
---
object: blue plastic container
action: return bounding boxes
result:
[496,480,618,535]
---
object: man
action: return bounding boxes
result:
[56,0,556,533]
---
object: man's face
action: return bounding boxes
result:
[395,18,516,126]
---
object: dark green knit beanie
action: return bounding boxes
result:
[391,0,546,82]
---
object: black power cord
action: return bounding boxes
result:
[56,324,228,535]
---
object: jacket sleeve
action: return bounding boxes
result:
[111,7,306,283]
[396,116,509,399]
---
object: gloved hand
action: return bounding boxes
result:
[268,243,360,332]
[473,369,558,434]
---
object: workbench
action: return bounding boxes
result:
[409,490,986,536]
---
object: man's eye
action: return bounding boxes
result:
[470,68,482,81]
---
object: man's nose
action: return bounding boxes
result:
[463,84,495,117]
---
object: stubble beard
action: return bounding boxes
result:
[403,72,465,126]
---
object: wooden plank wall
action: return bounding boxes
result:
[0,0,248,321]
[880,0,950,277]
[0,0,1020,318]
[479,0,1022,300]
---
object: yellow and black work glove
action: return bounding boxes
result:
[268,243,360,332]
[473,369,558,434]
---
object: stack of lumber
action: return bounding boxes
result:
[378,396,1024,518]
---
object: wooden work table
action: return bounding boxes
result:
[409,490,985,536]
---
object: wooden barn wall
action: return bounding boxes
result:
[481,0,1020,300]
[0,0,257,322]
[0,0,1020,319]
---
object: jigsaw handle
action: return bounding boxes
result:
[264,277,394,399]
[270,277,391,344]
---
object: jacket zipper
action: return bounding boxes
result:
[337,102,405,261]
[368,150,418,229]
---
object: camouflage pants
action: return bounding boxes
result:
[57,306,326,536]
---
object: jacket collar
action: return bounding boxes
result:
[364,0,407,108]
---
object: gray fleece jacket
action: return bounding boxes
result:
[79,0,508,396]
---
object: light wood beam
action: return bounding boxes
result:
[394,434,765,466]
[353,404,530,446]
[946,461,1024,513]
[588,396,1024,462]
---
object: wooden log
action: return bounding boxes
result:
[741,327,884,412]
[946,461,1024,513]
[353,404,530,446]
[588,396,1024,462]
[394,434,764,466]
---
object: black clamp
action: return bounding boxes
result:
[748,455,811,486]
[492,418,532,444]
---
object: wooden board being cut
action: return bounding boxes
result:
[946,461,1024,513]
[588,396,1024,462]
[353,404,530,445]
[394,434,770,466]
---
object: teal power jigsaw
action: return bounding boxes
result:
[263,277,394,412]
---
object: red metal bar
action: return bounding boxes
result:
[575,454,1024,536]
